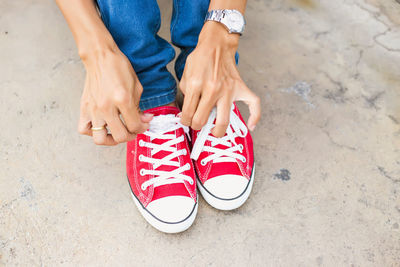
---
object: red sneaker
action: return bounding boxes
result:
[191,104,255,210]
[126,106,197,233]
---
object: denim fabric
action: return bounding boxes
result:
[170,0,209,80]
[96,0,210,110]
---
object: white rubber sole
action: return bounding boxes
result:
[197,166,255,211]
[131,192,198,234]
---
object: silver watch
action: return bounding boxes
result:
[204,9,246,35]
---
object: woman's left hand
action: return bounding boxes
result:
[180,21,261,137]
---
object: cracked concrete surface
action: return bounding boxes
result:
[1,0,399,266]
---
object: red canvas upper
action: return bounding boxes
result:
[190,103,254,185]
[126,106,196,207]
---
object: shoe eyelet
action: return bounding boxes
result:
[141,184,146,191]
[138,140,144,147]
[239,144,244,151]
[139,169,145,176]
[138,154,144,161]
[241,157,246,163]
[189,179,194,185]
[185,163,191,170]
[182,149,187,156]
[201,160,206,166]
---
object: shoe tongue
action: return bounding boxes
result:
[149,126,191,201]
[144,106,180,116]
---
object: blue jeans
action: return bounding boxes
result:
[96,0,209,110]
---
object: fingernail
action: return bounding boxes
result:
[143,113,153,118]
[141,113,154,121]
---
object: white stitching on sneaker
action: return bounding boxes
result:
[191,106,247,164]
[140,115,193,190]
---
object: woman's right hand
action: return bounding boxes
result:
[78,47,152,146]
[55,0,151,145]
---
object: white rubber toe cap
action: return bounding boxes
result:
[146,196,196,223]
[203,175,249,200]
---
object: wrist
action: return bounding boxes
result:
[198,21,240,50]
[78,34,119,64]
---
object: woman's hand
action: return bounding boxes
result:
[78,47,152,145]
[179,22,260,137]
[56,0,151,146]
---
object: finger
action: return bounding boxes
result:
[106,109,137,143]
[91,119,117,146]
[179,77,187,95]
[119,105,150,134]
[114,86,150,134]
[235,80,261,131]
[212,98,231,137]
[140,113,154,123]
[78,111,92,136]
[78,77,93,136]
[191,94,216,130]
[181,91,200,126]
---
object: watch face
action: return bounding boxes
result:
[227,11,244,32]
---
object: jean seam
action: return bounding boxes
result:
[154,4,161,33]
[144,90,175,101]
[140,86,177,110]
[170,0,180,44]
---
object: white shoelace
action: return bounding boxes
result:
[139,115,193,191]
[190,106,248,166]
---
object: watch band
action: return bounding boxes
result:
[204,9,245,35]
[204,10,225,23]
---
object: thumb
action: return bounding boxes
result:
[140,113,153,123]
[235,80,261,131]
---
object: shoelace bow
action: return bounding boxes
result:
[139,115,193,190]
[191,106,248,166]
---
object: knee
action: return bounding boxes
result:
[97,0,161,36]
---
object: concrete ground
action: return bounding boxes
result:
[1,0,399,266]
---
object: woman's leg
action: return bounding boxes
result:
[171,0,239,80]
[170,0,209,80]
[96,0,177,110]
